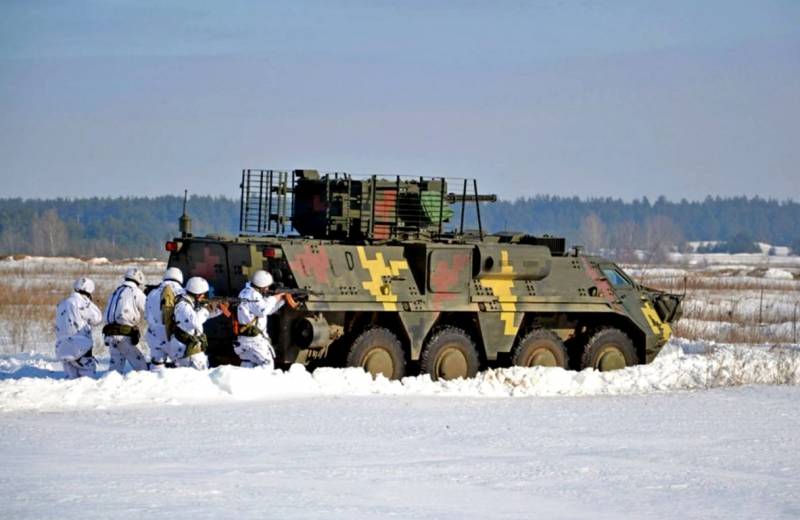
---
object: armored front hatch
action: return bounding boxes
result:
[165,168,682,378]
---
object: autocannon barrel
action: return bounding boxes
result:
[445,193,498,203]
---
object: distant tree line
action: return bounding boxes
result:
[445,195,799,260]
[0,194,798,259]
[0,196,239,259]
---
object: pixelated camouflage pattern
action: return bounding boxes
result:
[167,234,681,370]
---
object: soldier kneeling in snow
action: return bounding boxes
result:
[235,270,298,368]
[55,277,103,379]
[145,267,184,370]
[103,268,148,374]
[169,276,224,370]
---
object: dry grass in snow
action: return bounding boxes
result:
[1,255,799,354]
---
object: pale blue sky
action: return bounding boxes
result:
[1,1,798,200]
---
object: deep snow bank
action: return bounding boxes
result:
[1,339,798,412]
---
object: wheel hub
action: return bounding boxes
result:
[527,347,557,367]
[362,348,393,378]
[596,346,626,371]
[434,346,468,380]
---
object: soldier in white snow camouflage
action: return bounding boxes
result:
[103,268,148,373]
[55,277,103,379]
[169,276,224,370]
[145,266,184,370]
[235,270,298,368]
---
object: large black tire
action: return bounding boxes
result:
[581,328,637,372]
[420,326,480,381]
[346,327,406,380]
[511,329,569,369]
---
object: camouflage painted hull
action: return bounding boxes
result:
[167,235,682,378]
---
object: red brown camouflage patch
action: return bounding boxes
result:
[430,252,470,307]
[289,244,330,283]
[193,245,223,281]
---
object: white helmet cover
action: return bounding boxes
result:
[124,268,146,286]
[251,270,273,289]
[73,277,95,295]
[164,266,184,284]
[185,276,210,296]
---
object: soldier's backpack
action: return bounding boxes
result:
[161,284,177,339]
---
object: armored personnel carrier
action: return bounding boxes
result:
[165,169,682,380]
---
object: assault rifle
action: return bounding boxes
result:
[206,296,256,305]
[265,286,320,301]
[204,296,256,310]
[202,296,256,317]
[200,289,318,316]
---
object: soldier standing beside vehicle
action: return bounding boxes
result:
[169,276,225,370]
[103,268,148,373]
[55,277,103,379]
[235,270,298,368]
[145,267,184,370]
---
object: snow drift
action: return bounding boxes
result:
[1,339,798,412]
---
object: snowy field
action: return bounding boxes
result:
[1,255,800,518]
[626,258,800,345]
[3,386,800,519]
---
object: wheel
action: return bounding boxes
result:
[420,326,480,381]
[581,328,637,371]
[346,327,406,380]
[511,329,568,368]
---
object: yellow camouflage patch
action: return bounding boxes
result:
[479,250,519,336]
[356,246,409,311]
[641,301,672,342]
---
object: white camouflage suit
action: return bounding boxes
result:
[145,280,183,366]
[169,295,222,370]
[235,282,284,368]
[103,280,148,373]
[55,291,103,379]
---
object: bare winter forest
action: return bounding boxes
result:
[1,194,799,259]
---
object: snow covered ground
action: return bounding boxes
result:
[2,256,800,518]
[671,242,800,267]
[1,340,799,411]
[1,340,800,519]
[2,386,799,520]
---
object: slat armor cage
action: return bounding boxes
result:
[239,169,496,241]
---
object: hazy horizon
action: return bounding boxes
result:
[2,1,798,202]
[2,187,800,205]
